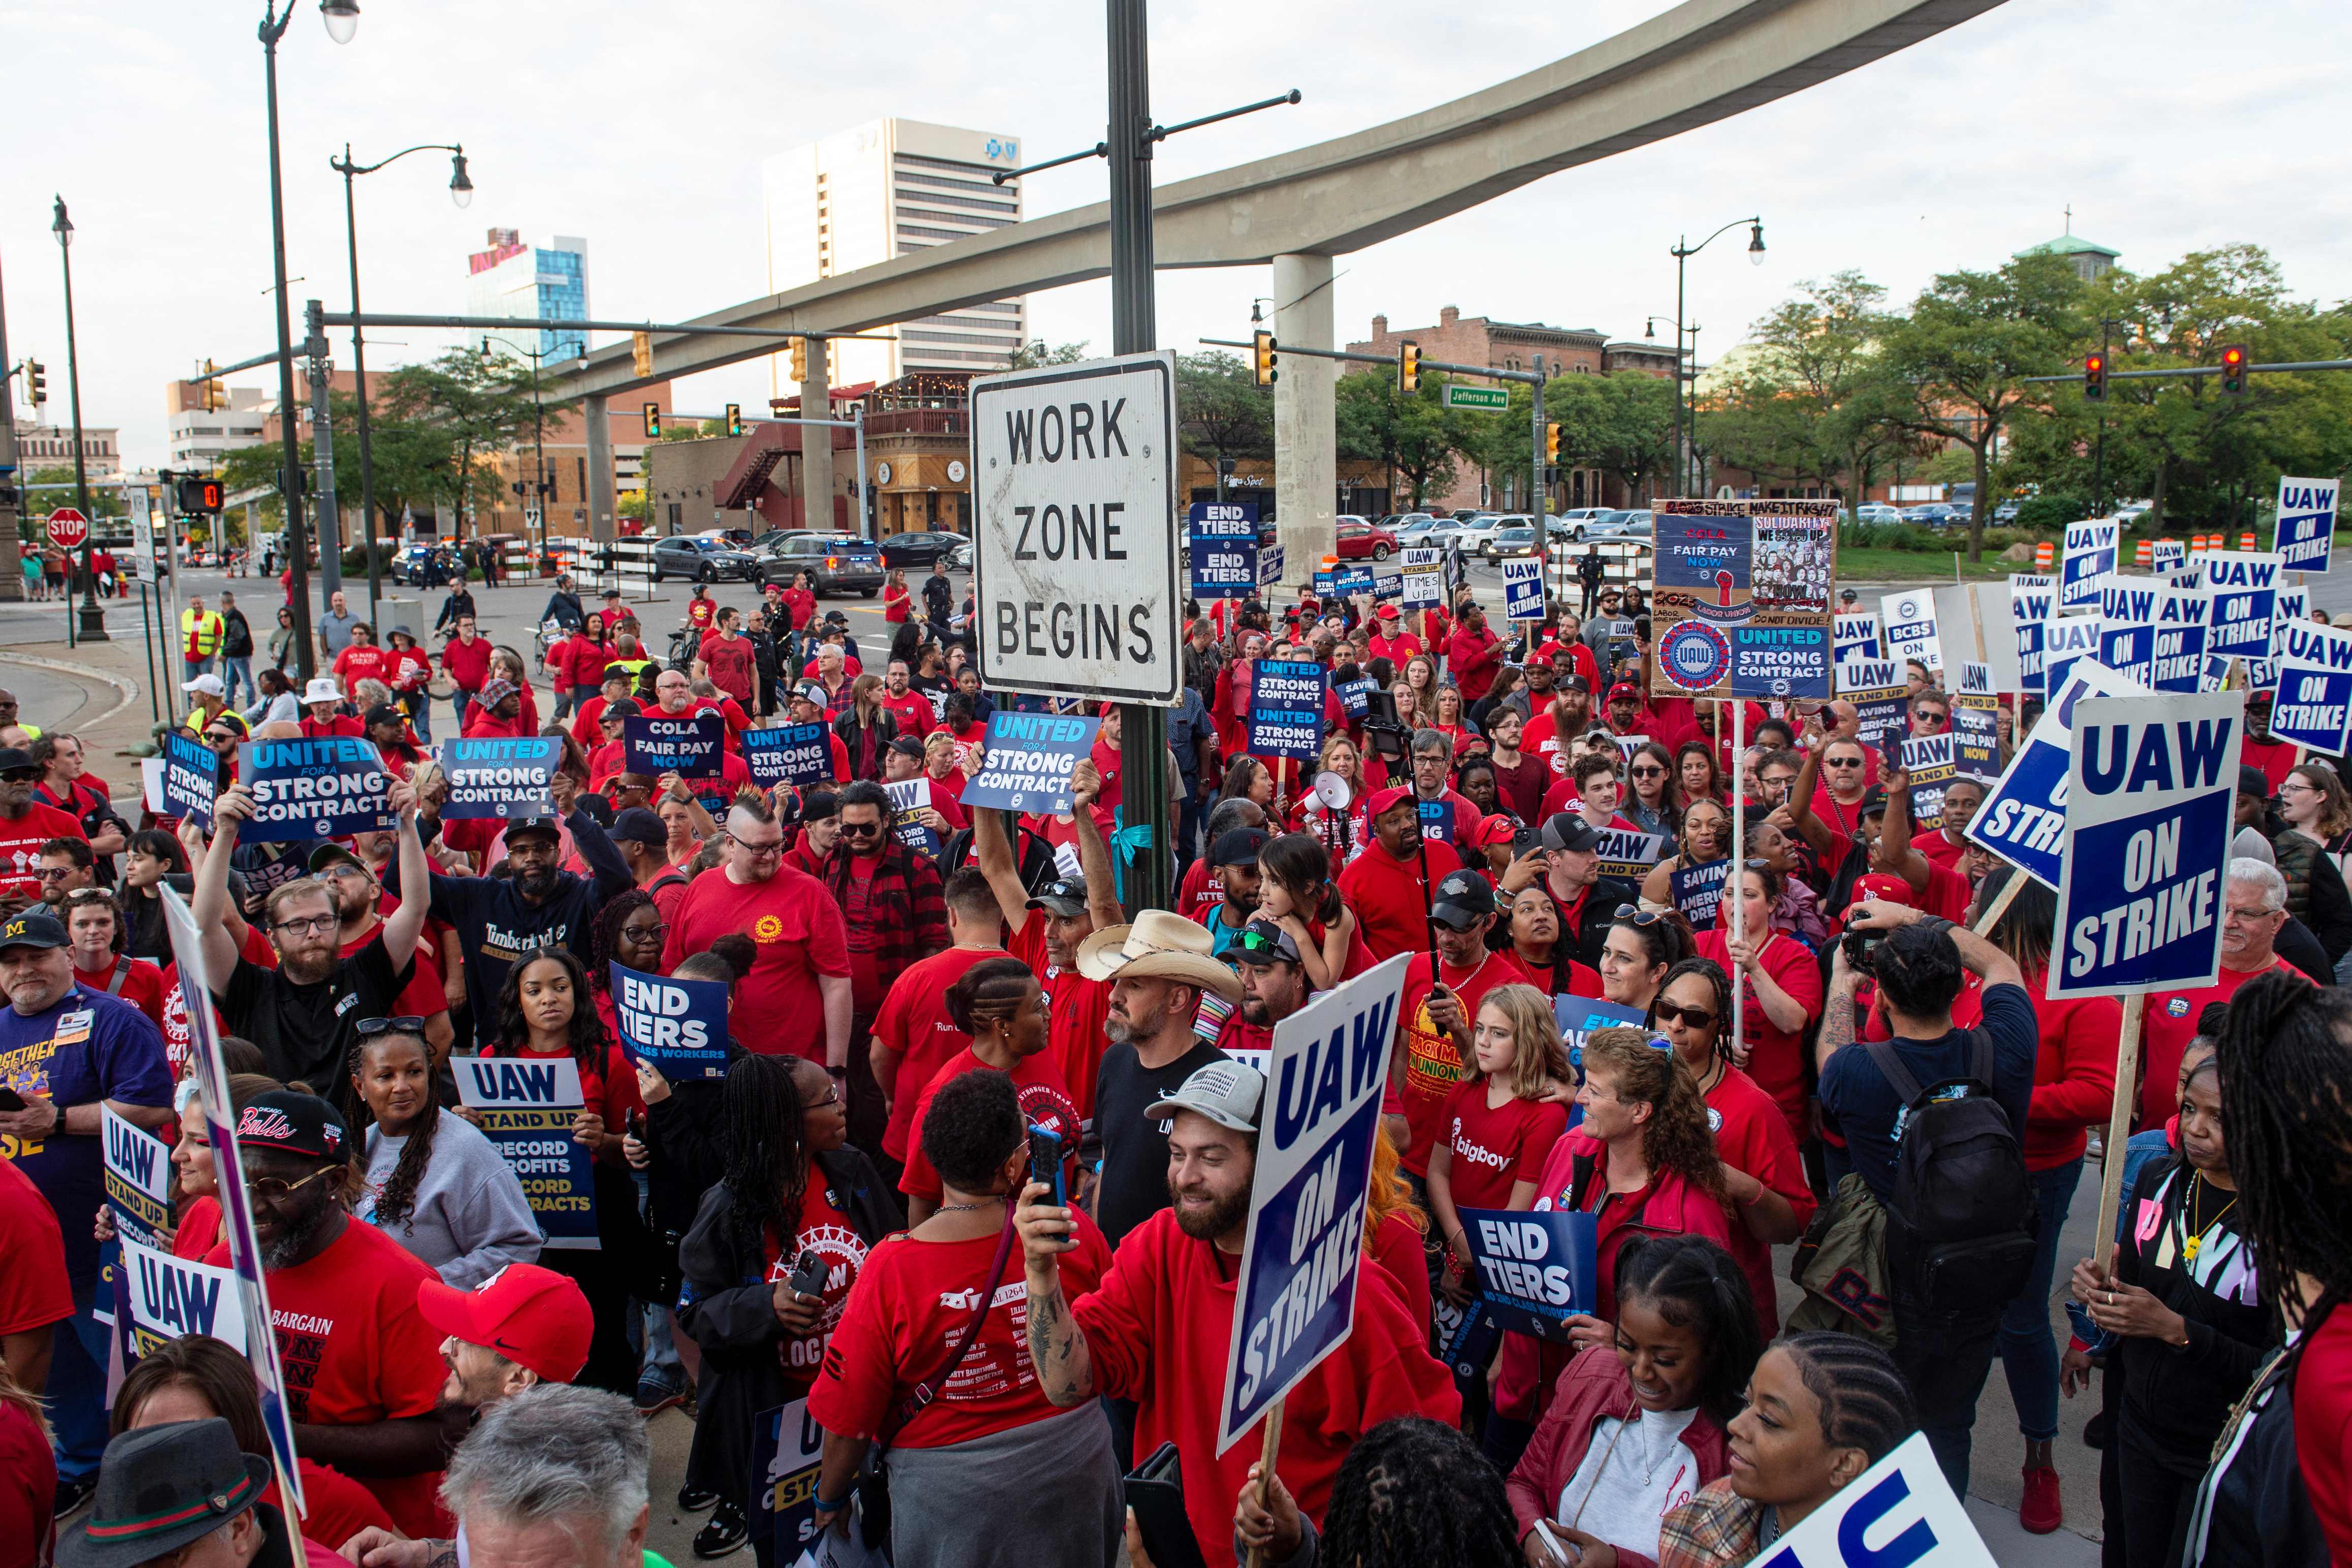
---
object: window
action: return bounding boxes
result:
[894,152,1004,178]
[897,208,1017,230]
[897,224,988,243]
[896,170,1013,196]
[893,188,1017,215]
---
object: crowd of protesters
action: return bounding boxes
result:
[2,560,2350,1568]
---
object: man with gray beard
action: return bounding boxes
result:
[207,1090,456,1538]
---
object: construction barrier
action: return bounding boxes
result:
[2240,530,2259,550]
[2135,540,2152,566]
[1546,539,1652,593]
[2191,534,2211,554]
[579,539,661,600]
[2034,541,2055,570]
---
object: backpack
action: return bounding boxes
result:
[1860,1033,2038,1319]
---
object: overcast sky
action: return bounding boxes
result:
[7,0,2349,469]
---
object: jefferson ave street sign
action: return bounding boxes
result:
[1443,384,1509,410]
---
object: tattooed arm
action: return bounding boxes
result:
[1816,936,1860,1075]
[1016,1179,1097,1407]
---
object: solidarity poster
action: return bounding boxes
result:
[1651,499,1837,701]
[623,713,726,778]
[455,1055,598,1248]
[1187,502,1260,600]
[742,723,834,790]
[1248,659,1327,762]
[963,712,1099,815]
[609,961,731,1082]
[1952,663,2001,782]
[2275,476,2339,573]
[1456,1207,1599,1342]
[161,730,218,829]
[236,737,393,841]
[438,737,561,820]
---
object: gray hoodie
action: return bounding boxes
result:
[361,1107,544,1287]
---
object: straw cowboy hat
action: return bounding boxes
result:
[1075,909,1243,1002]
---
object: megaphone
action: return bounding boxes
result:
[1312,771,1350,809]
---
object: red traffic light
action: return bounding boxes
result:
[2219,344,2249,396]
[2084,353,2103,374]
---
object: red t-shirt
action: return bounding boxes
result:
[1950,964,2119,1170]
[2140,955,2298,1130]
[687,597,717,630]
[1176,857,1226,926]
[1438,1078,1566,1212]
[896,1047,1082,1205]
[71,955,167,1034]
[1703,1064,1814,1340]
[873,946,1004,1162]
[2296,1304,2352,1566]
[698,632,759,708]
[763,1175,869,1394]
[1010,911,1116,1120]
[0,1400,52,1568]
[207,1218,446,1537]
[439,635,493,694]
[334,645,388,690]
[1693,928,1824,1147]
[663,866,850,1059]
[1337,844,1433,964]
[0,801,85,899]
[339,916,445,1029]
[879,690,934,741]
[809,1208,1114,1447]
[1396,950,1534,1175]
[0,1157,72,1338]
[174,1194,224,1261]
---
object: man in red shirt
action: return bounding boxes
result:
[595,586,629,634]
[877,659,934,740]
[1015,1062,1459,1568]
[332,622,389,693]
[1337,787,1438,961]
[662,792,852,1070]
[1366,603,1422,664]
[697,607,759,710]
[1520,677,1596,779]
[299,677,365,740]
[869,868,1007,1185]
[1393,870,1530,1173]
[1444,601,1504,702]
[440,614,495,731]
[0,747,88,900]
[1405,730,1484,846]
[2138,857,2301,1130]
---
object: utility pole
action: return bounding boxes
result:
[304,301,343,598]
[0,236,20,602]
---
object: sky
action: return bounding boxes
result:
[7,0,2351,471]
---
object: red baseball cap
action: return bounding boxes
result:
[1607,681,1641,702]
[415,1264,594,1384]
[1366,785,1417,819]
[1850,872,1913,909]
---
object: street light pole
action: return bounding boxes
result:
[1669,216,1763,497]
[51,198,106,643]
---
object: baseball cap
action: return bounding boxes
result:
[1026,876,1089,918]
[1146,1059,1266,1133]
[2238,765,2272,800]
[0,909,68,951]
[1851,872,1913,908]
[1233,919,1303,967]
[1474,814,1522,849]
[607,807,668,847]
[1607,681,1640,702]
[1430,869,1497,930]
[1558,673,1592,694]
[601,587,622,599]
[307,842,367,875]
[415,1264,594,1385]
[1540,814,1603,854]
[1366,785,1416,820]
[0,748,34,775]
[888,735,926,759]
[793,681,830,707]
[600,697,642,722]
[1211,827,1269,867]
[182,673,226,698]
[1838,588,1859,603]
[1375,603,1400,620]
[363,703,405,730]
[234,1091,349,1162]
[504,817,563,845]
[800,790,839,823]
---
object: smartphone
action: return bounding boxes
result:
[625,1107,646,1141]
[0,1087,23,1112]
[1027,1123,1067,1207]
[786,1247,827,1299]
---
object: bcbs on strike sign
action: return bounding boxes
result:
[972,351,1180,704]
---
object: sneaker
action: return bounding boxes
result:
[2083,1411,2109,1450]
[636,1377,687,1417]
[677,1485,718,1513]
[52,1472,97,1520]
[2020,1463,2063,1534]
[693,1500,748,1559]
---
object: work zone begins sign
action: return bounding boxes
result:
[971,351,1180,704]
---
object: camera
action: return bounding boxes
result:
[1840,928,1885,971]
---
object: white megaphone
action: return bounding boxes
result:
[1312,771,1350,809]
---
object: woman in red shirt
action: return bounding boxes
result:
[1693,864,1822,1149]
[808,1068,1122,1566]
[881,566,912,624]
[1426,983,1570,1313]
[1430,682,1475,753]
[1640,800,1731,923]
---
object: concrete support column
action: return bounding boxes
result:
[1272,253,1336,586]
[584,395,614,542]
[800,337,835,531]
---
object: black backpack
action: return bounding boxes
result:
[1861,1034,2038,1319]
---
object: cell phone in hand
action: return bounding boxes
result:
[1028,1123,1066,1207]
[625,1107,646,1141]
[786,1247,826,1299]
[0,1087,24,1112]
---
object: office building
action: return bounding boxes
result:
[465,228,590,362]
[13,420,123,479]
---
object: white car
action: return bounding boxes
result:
[1854,502,1904,526]
[1553,507,1612,540]
[1449,513,1504,551]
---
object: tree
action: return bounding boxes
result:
[1007,339,1090,370]
[1701,272,1914,501]
[1335,371,1462,508]
[1547,372,1676,503]
[376,348,556,538]
[1175,351,1273,465]
[21,466,124,520]
[217,387,453,544]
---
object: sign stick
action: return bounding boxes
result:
[1277,755,1289,821]
[2092,995,2147,1281]
[1243,1398,1289,1568]
[1971,869,2029,936]
[1730,697,1745,1068]
[1415,833,1438,968]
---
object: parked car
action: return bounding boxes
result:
[1902,504,1966,529]
[1333,516,1399,561]
[1553,506,1613,540]
[946,538,973,572]
[651,534,763,582]
[1448,513,1504,552]
[1383,513,1439,537]
[1483,522,1540,560]
[1589,509,1651,539]
[1991,500,2022,524]
[879,528,969,568]
[760,531,884,596]
[2112,501,2154,525]
[388,543,435,585]
[1854,502,1904,526]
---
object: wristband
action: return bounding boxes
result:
[813,1490,854,1513]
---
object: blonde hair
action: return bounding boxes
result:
[1476,982,1569,1100]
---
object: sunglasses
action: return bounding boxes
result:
[1236,928,1297,960]
[1823,757,1864,768]
[1654,1003,1716,1030]
[356,1015,426,1037]
[1612,904,1667,926]
[0,769,37,783]
[838,820,885,837]
[1630,766,1664,778]
[248,1165,338,1203]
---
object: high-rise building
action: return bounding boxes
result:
[762,118,1026,391]
[465,228,590,362]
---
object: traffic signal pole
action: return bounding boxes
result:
[0,234,20,602]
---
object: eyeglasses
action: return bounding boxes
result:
[272,913,338,935]
[626,920,671,940]
[805,1085,842,1110]
[1611,904,1667,926]
[355,1016,425,1037]
[36,866,78,881]
[247,1166,337,1203]
[731,835,788,856]
[1655,1004,1716,1029]
[63,888,114,905]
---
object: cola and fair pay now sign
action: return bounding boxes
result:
[972,350,1180,705]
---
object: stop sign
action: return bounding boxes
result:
[45,508,88,551]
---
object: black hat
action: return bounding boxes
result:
[607,806,668,846]
[0,909,67,950]
[600,697,642,722]
[888,735,926,758]
[800,790,840,823]
[602,587,623,599]
[2238,765,2273,800]
[0,747,34,774]
[1233,918,1303,967]
[233,1091,349,1162]
[1430,869,1497,930]
[1026,876,1088,918]
[1539,814,1602,855]
[363,702,405,730]
[1211,827,1270,868]
[56,1418,271,1568]
[504,816,563,844]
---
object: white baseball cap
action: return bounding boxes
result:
[181,674,226,698]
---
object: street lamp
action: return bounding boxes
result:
[260,0,358,683]
[330,139,473,623]
[1668,215,1765,496]
[50,197,106,644]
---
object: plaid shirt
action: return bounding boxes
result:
[820,840,948,996]
[1657,1478,1770,1568]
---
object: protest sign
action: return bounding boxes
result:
[98,1106,173,1327]
[1836,661,1908,755]
[236,736,392,842]
[1670,858,1730,930]
[1879,590,1943,672]
[883,778,941,855]
[1373,573,1403,602]
[2275,476,2339,573]
[2010,573,2055,694]
[1903,732,1959,828]
[2098,579,2159,687]
[1187,502,1260,600]
[437,736,560,820]
[1500,559,1545,622]
[161,729,219,829]
[1591,826,1671,881]
[1454,1207,1598,1342]
[1402,546,1442,570]
[456,1055,597,1248]
[1750,1431,1998,1568]
[2273,583,2310,654]
[2149,580,2212,694]
[609,961,731,1082]
[1219,955,1408,1452]
[748,1400,827,1552]
[1414,798,1455,846]
[1652,500,1837,701]
[2154,538,2189,576]
[2201,551,2285,659]
[1312,569,1336,599]
[158,886,304,1512]
[1247,659,1327,763]
[1335,676,1376,718]
[117,1235,246,1363]
[1952,664,2000,782]
[742,723,835,791]
[2203,654,2235,692]
[1400,570,1442,608]
[1259,543,1285,587]
[963,712,1099,815]
[1966,662,2146,891]
[2051,691,2243,998]
[624,713,726,779]
[1336,564,1375,598]
[2042,616,2103,701]
[1833,611,1882,665]
[2061,518,2119,611]
[2270,618,2352,756]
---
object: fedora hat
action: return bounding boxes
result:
[1074,909,1242,1002]
[58,1418,271,1568]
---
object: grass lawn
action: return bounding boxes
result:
[1837,545,2019,583]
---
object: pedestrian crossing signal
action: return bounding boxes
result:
[174,476,224,515]
[1398,341,1420,394]
[2218,345,2248,397]
[1253,330,1278,386]
[642,403,662,439]
[2083,353,2106,402]
[725,403,743,438]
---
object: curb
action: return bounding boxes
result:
[0,649,142,731]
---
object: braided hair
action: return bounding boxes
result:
[718,1053,811,1261]
[491,944,611,1075]
[1648,957,1733,1062]
[2216,969,2352,1327]
[347,1026,439,1230]
[1776,1331,1919,1465]
[1318,1416,1518,1568]
[1582,1026,1727,1202]
[1612,1234,1763,1426]
[943,957,1037,1038]
[588,889,656,996]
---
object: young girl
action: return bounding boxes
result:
[1425,984,1571,1312]
[1257,832,1370,990]
[353,1020,540,1287]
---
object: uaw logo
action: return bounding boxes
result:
[1660,620,1732,692]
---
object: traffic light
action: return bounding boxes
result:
[2083,352,2106,402]
[173,475,223,515]
[25,361,45,406]
[1252,329,1278,386]
[2218,344,2248,397]
[725,403,743,438]
[1398,340,1420,394]
[200,360,227,412]
[631,331,654,378]
[789,337,808,384]
[1545,422,1561,463]
[642,402,662,439]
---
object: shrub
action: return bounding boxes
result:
[2014,493,2085,532]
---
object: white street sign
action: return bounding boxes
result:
[971,351,1180,704]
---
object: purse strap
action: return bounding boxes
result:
[878,1206,1020,1451]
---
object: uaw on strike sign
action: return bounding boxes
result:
[972,351,1180,705]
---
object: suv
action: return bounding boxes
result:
[1448,513,1504,551]
[1333,515,1398,561]
[1553,507,1612,540]
[1482,519,1541,560]
[761,532,884,596]
[1854,502,1903,526]
[651,534,762,582]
